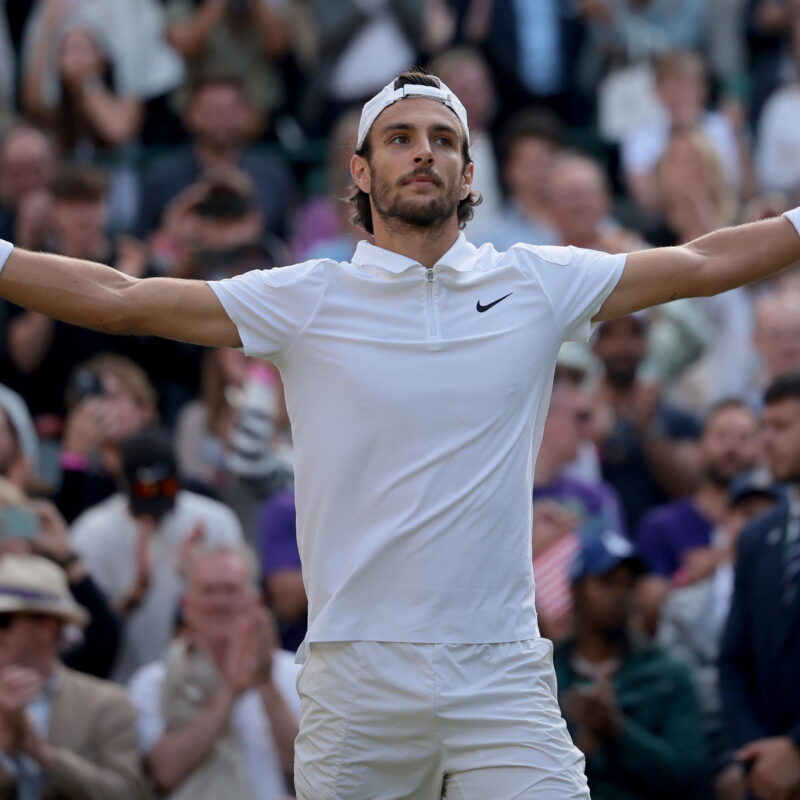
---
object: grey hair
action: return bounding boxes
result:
[185,543,262,588]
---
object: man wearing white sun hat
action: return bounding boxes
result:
[0,554,146,798]
[1,67,800,796]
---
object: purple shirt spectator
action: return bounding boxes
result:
[636,498,714,578]
[533,473,626,537]
[260,489,306,652]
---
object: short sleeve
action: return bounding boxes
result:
[207,261,327,361]
[515,245,627,342]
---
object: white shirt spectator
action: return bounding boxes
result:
[208,235,625,661]
[129,650,301,800]
[22,0,184,104]
[756,85,800,194]
[621,110,741,190]
[72,491,243,683]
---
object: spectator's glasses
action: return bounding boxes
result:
[130,476,179,500]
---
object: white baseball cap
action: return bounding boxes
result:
[356,78,470,151]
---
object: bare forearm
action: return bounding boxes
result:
[166,0,226,58]
[260,682,298,780]
[0,246,240,347]
[148,688,235,793]
[687,215,800,295]
[21,14,56,119]
[0,249,134,334]
[266,573,307,623]
[252,2,289,55]
[600,215,800,320]
[7,312,54,373]
[79,90,142,148]
[642,437,700,498]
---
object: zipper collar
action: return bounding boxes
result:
[350,232,478,274]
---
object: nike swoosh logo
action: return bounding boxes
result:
[476,293,513,313]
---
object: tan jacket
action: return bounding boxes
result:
[0,665,147,800]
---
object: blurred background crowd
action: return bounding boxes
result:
[0,0,799,798]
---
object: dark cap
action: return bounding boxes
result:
[569,530,647,583]
[728,468,782,507]
[121,428,179,520]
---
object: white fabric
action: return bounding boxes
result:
[129,650,301,800]
[330,9,415,101]
[0,383,39,469]
[756,86,800,194]
[22,0,184,104]
[621,110,741,189]
[357,78,470,150]
[0,239,13,275]
[783,206,800,238]
[72,491,243,683]
[293,639,589,798]
[208,235,625,658]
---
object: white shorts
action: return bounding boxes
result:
[293,638,589,799]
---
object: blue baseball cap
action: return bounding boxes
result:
[569,530,647,583]
[728,468,783,507]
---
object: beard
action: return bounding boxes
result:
[371,168,462,231]
[604,359,639,388]
[705,459,747,488]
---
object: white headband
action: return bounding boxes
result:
[356,79,470,151]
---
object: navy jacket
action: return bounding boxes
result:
[719,499,800,750]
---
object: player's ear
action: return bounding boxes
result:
[460,161,474,200]
[351,154,371,194]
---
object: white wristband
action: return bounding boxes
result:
[783,207,800,237]
[0,239,12,275]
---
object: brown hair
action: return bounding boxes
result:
[499,108,565,165]
[66,354,157,418]
[348,69,480,235]
[50,164,108,204]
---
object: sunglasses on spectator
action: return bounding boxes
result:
[130,476,179,500]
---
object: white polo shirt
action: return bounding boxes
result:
[209,234,625,657]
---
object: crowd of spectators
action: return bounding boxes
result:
[0,1,800,798]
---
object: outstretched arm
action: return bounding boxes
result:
[0,244,241,348]
[595,212,800,321]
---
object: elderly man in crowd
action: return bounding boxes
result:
[0,554,146,799]
[129,545,300,800]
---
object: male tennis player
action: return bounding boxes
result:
[2,70,800,798]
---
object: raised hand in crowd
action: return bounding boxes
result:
[117,516,156,616]
[30,498,86,580]
[564,678,623,757]
[61,396,113,461]
[114,235,150,279]
[0,665,44,755]
[672,545,726,587]
[221,607,263,698]
[13,188,51,251]
[176,521,207,579]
